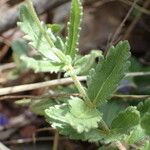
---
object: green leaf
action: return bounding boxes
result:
[47,24,64,33]
[21,55,65,73]
[125,125,145,144]
[45,104,69,129]
[18,5,62,62]
[73,50,103,75]
[137,98,150,116]
[54,36,66,52]
[141,112,150,135]
[58,126,104,142]
[30,98,56,115]
[65,97,102,133]
[45,97,102,133]
[87,41,131,106]
[65,0,83,58]
[100,101,127,127]
[111,106,140,134]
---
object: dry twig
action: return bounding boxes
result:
[0,72,150,96]
[123,0,150,39]
[107,0,139,49]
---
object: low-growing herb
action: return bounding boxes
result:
[14,0,150,149]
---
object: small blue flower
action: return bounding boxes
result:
[0,114,9,126]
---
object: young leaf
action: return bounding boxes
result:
[87,41,131,106]
[73,50,103,75]
[21,55,65,73]
[18,5,62,62]
[111,106,140,134]
[65,0,83,57]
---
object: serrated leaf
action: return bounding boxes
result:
[87,41,131,106]
[65,0,83,57]
[73,50,103,75]
[141,112,150,135]
[111,106,140,134]
[45,97,101,133]
[45,103,69,129]
[65,97,102,133]
[18,5,61,62]
[30,98,56,116]
[21,55,64,73]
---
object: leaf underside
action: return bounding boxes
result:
[18,5,60,62]
[21,55,64,73]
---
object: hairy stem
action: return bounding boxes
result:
[99,119,110,134]
[68,65,92,106]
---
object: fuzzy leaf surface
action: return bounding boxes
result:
[65,0,83,57]
[21,55,64,73]
[45,97,101,133]
[111,106,140,134]
[87,41,131,106]
[45,104,68,129]
[65,97,102,133]
[18,5,61,62]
